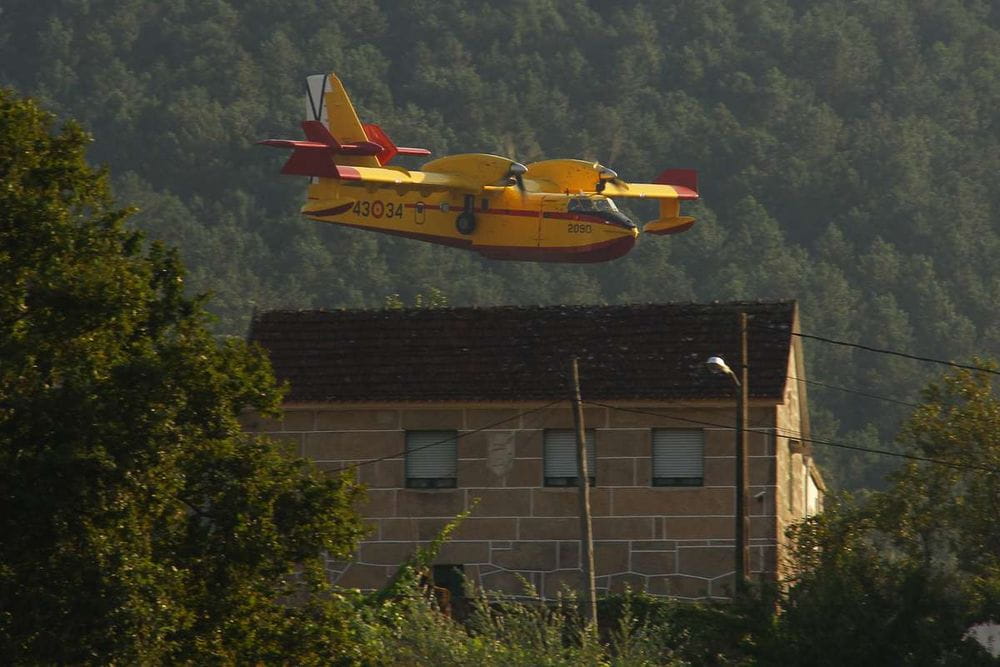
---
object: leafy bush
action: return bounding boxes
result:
[354,581,686,666]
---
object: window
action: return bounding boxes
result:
[568,197,619,213]
[805,471,820,517]
[544,429,595,487]
[568,197,596,213]
[787,440,801,512]
[405,430,457,488]
[652,429,704,486]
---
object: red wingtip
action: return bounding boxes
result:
[395,147,433,157]
[363,123,431,164]
[655,168,698,199]
[362,123,397,165]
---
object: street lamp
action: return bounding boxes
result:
[705,312,750,593]
[706,356,738,383]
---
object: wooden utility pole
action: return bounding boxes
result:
[570,357,597,629]
[735,312,751,590]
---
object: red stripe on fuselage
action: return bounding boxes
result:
[400,203,607,225]
[542,211,609,223]
[400,203,537,218]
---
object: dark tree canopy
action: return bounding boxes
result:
[766,366,1000,665]
[0,89,365,664]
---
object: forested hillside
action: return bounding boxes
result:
[2,0,999,489]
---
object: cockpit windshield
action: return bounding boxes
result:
[565,196,634,229]
[568,197,618,213]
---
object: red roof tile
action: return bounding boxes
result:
[248,302,797,403]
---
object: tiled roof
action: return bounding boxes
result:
[248,302,797,403]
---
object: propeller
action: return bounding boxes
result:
[594,163,627,193]
[507,161,528,195]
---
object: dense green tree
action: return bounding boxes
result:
[762,365,1000,664]
[0,90,365,663]
[885,364,1000,603]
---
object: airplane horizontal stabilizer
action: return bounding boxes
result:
[301,120,382,155]
[279,149,341,178]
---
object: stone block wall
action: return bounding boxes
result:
[244,402,813,601]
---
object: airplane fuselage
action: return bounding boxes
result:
[303,179,639,263]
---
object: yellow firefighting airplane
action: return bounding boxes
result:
[260,73,698,262]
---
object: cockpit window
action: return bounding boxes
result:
[568,197,617,213]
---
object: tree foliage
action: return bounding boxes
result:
[764,365,1000,664]
[0,89,365,664]
[885,363,1000,612]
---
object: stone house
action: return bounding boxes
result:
[245,302,824,601]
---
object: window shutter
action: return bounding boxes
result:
[544,430,595,485]
[406,431,457,486]
[652,429,704,486]
[806,473,819,516]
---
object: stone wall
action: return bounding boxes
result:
[245,402,808,601]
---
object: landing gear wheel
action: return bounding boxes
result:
[456,211,476,235]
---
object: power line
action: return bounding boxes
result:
[749,321,1000,377]
[582,400,1000,475]
[329,399,564,474]
[277,370,919,407]
[770,426,1000,474]
[790,375,921,409]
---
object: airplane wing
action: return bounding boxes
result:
[523,160,698,200]
[316,151,525,194]
[599,170,699,200]
[511,160,699,235]
[604,169,699,236]
[331,164,483,192]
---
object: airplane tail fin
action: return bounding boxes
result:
[306,74,380,167]
[258,73,431,176]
